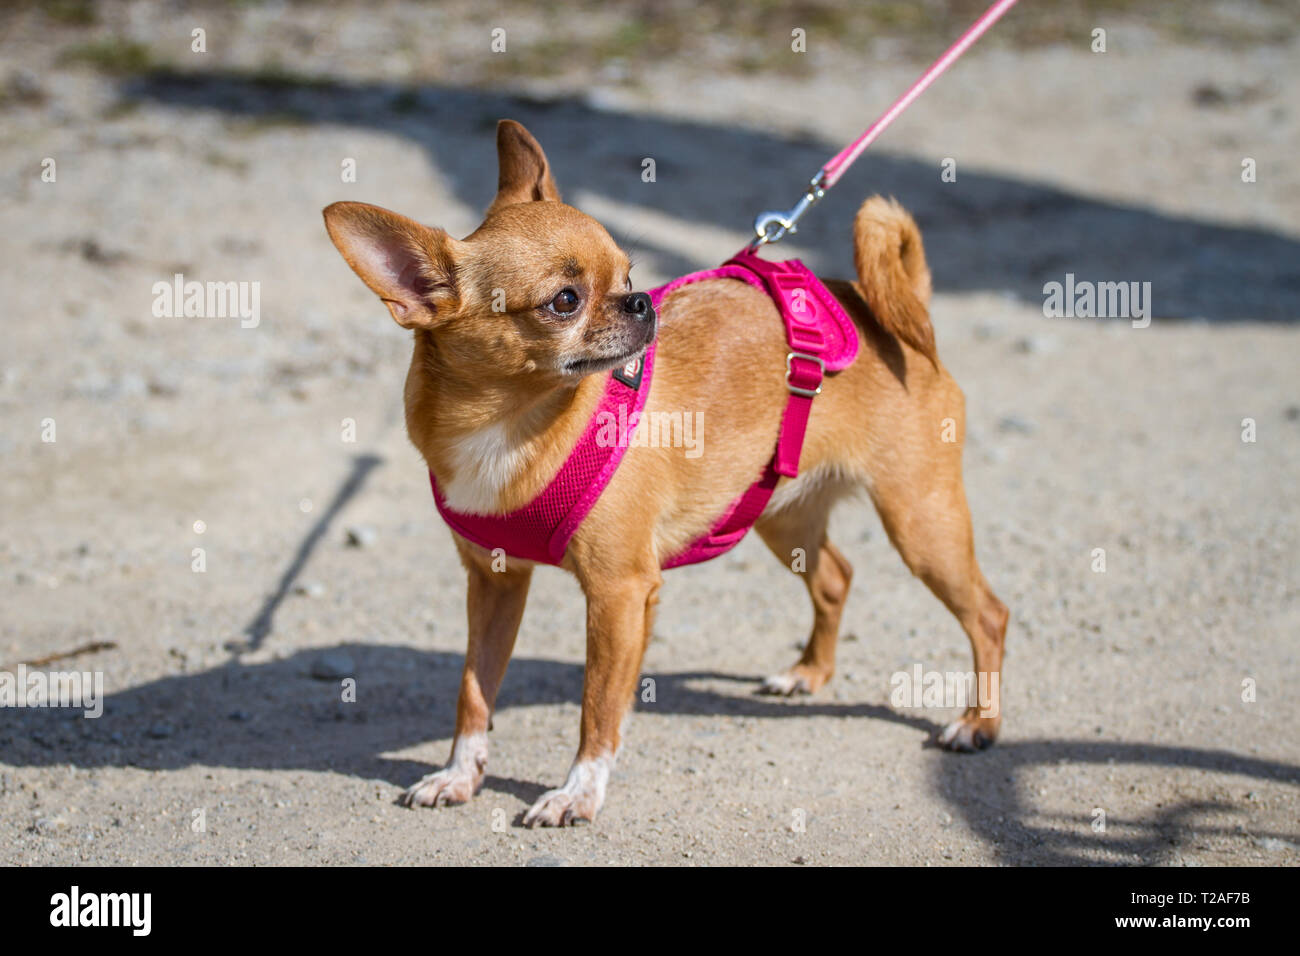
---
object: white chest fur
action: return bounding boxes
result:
[439,422,531,515]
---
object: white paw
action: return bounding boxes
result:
[759,671,814,696]
[937,718,995,752]
[523,756,611,828]
[401,733,486,808]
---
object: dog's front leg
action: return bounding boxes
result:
[402,545,533,809]
[523,563,660,827]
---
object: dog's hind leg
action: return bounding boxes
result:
[868,461,1009,751]
[755,494,854,696]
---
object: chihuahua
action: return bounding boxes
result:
[322,120,1008,826]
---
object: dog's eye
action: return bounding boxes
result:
[548,288,581,315]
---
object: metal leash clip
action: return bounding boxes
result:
[748,171,828,249]
[743,1,1018,251]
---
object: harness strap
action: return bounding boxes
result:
[662,249,856,568]
[724,248,859,478]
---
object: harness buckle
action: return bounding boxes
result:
[785,351,825,397]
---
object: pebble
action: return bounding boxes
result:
[997,415,1037,435]
[8,69,43,102]
[311,651,355,680]
[525,854,568,867]
[1014,334,1062,355]
[345,526,378,548]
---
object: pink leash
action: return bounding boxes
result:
[749,0,1020,248]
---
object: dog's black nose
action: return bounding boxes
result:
[621,292,654,321]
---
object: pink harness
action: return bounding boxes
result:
[429,249,859,568]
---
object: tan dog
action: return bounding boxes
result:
[323,120,1008,826]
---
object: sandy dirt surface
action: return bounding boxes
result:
[1,0,1297,865]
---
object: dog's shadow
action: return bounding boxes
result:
[3,642,1297,862]
[0,643,935,787]
[928,736,1300,865]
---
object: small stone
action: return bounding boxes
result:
[293,581,325,598]
[345,526,378,548]
[8,69,44,103]
[148,376,180,397]
[998,415,1037,435]
[1192,83,1227,107]
[311,651,355,680]
[1014,334,1062,355]
[525,854,568,867]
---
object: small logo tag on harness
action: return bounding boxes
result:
[611,355,644,391]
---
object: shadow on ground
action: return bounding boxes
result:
[3,642,1297,862]
[124,71,1300,321]
[928,736,1299,864]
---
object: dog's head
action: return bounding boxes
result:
[322,120,655,384]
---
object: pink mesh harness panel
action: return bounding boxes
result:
[429,248,858,569]
[429,345,655,565]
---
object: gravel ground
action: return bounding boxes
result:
[1,0,1297,865]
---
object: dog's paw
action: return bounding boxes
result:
[937,710,1000,753]
[400,766,480,808]
[759,664,831,696]
[522,757,610,828]
[400,733,486,808]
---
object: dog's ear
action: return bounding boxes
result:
[322,201,460,329]
[487,119,561,214]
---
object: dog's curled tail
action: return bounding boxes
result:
[852,196,937,367]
